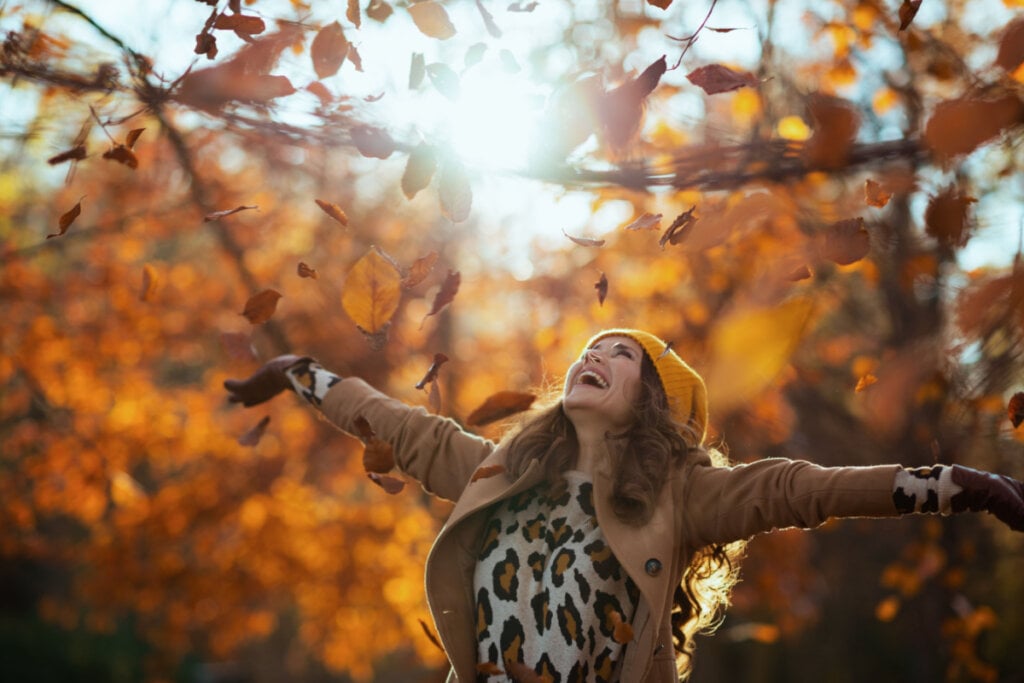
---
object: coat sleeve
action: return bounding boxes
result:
[682,458,902,547]
[319,377,496,502]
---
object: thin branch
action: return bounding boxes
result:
[668,0,719,70]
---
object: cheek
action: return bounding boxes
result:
[563,361,581,394]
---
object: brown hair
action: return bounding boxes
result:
[502,352,745,677]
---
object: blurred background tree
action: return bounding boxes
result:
[1,0,1023,681]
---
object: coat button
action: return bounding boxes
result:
[645,558,662,576]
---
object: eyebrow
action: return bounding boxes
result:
[590,341,639,354]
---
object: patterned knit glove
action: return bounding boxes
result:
[224,354,312,407]
[950,465,1024,532]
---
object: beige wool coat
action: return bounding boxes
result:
[321,378,902,682]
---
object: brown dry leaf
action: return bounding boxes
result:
[351,125,396,159]
[140,263,158,302]
[476,662,503,676]
[402,143,438,199]
[599,56,667,151]
[1008,392,1024,428]
[864,179,892,208]
[924,186,976,250]
[204,205,258,221]
[624,212,662,231]
[955,274,1014,336]
[297,262,319,279]
[368,472,405,494]
[648,0,672,7]
[342,247,402,348]
[471,464,506,482]
[362,437,395,473]
[48,198,83,239]
[220,332,257,361]
[125,128,145,149]
[855,374,878,393]
[349,46,365,72]
[610,610,634,644]
[821,217,870,265]
[367,0,394,21]
[415,352,450,390]
[419,619,446,655]
[438,158,472,222]
[311,21,348,79]
[466,391,536,426]
[475,0,502,38]
[315,198,349,225]
[347,0,362,28]
[686,64,757,95]
[194,31,218,59]
[421,270,461,328]
[47,144,86,165]
[402,250,439,289]
[238,416,271,446]
[898,0,921,31]
[804,94,861,169]
[103,144,138,169]
[996,18,1024,73]
[306,81,333,106]
[563,229,605,247]
[924,95,1024,162]
[595,272,609,306]
[408,1,456,40]
[659,206,697,248]
[241,289,282,324]
[214,13,266,36]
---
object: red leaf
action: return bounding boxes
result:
[595,272,608,305]
[368,472,405,494]
[238,415,271,446]
[402,251,439,289]
[125,128,145,149]
[415,352,450,390]
[686,64,757,95]
[204,205,258,221]
[311,21,349,79]
[470,464,506,482]
[421,270,460,328]
[466,391,536,426]
[241,289,282,324]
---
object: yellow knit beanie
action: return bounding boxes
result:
[585,329,708,443]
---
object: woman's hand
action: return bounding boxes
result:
[951,465,1024,532]
[224,354,309,407]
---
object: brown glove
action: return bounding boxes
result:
[224,354,310,407]
[950,465,1024,532]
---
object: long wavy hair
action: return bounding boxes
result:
[502,352,746,679]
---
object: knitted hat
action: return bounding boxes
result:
[585,329,708,443]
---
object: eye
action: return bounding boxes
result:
[613,347,635,359]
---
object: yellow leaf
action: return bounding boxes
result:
[705,297,815,413]
[408,1,456,39]
[341,247,402,337]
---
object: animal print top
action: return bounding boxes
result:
[472,471,639,683]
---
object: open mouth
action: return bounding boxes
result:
[577,370,608,389]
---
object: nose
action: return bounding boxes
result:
[584,348,602,363]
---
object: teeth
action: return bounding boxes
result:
[578,370,608,389]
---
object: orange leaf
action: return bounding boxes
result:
[408,1,456,40]
[140,263,158,302]
[1008,392,1024,428]
[820,217,869,265]
[415,352,449,390]
[315,199,349,225]
[297,262,319,279]
[855,374,878,393]
[924,95,1023,162]
[213,13,266,35]
[402,250,439,289]
[438,159,472,222]
[624,213,662,231]
[311,21,348,79]
[238,416,271,446]
[466,391,536,426]
[48,198,83,239]
[342,247,402,347]
[563,229,605,247]
[347,0,362,28]
[864,179,892,208]
[476,662,503,676]
[204,205,258,221]
[47,144,86,165]
[368,472,405,494]
[402,143,438,199]
[351,125,395,159]
[241,289,282,324]
[421,270,460,328]
[470,464,506,482]
[595,272,608,305]
[686,63,757,95]
[102,144,138,169]
[924,186,976,250]
[125,128,145,149]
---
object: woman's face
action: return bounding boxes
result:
[562,335,645,432]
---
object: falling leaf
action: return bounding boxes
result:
[686,64,758,95]
[311,21,348,79]
[409,1,456,39]
[996,18,1024,73]
[856,374,878,392]
[864,179,892,208]
[659,206,697,248]
[599,56,667,151]
[220,332,257,361]
[241,289,282,324]
[595,272,609,306]
[125,128,145,149]
[475,0,501,38]
[238,416,271,446]
[297,262,319,279]
[348,44,364,72]
[421,269,461,328]
[476,662,503,676]
[140,263,158,302]
[351,125,395,159]
[465,42,488,69]
[48,198,83,239]
[562,229,605,247]
[364,92,383,103]
[214,12,266,35]
[204,205,258,221]
[609,610,634,644]
[426,62,461,100]
[924,95,1023,162]
[366,0,394,22]
[368,472,405,494]
[1008,392,1024,428]
[409,52,426,88]
[347,0,361,28]
[195,31,218,58]
[470,464,506,482]
[647,0,672,8]
[897,0,921,31]
[47,144,86,165]
[402,143,438,200]
[624,213,662,231]
[419,619,446,655]
[103,144,138,169]
[924,186,976,250]
[467,391,535,426]
[821,217,870,265]
[315,199,349,225]
[804,94,861,169]
[415,352,450,390]
[342,247,402,348]
[402,250,439,288]
[438,159,472,222]
[306,81,333,106]
[657,341,675,360]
